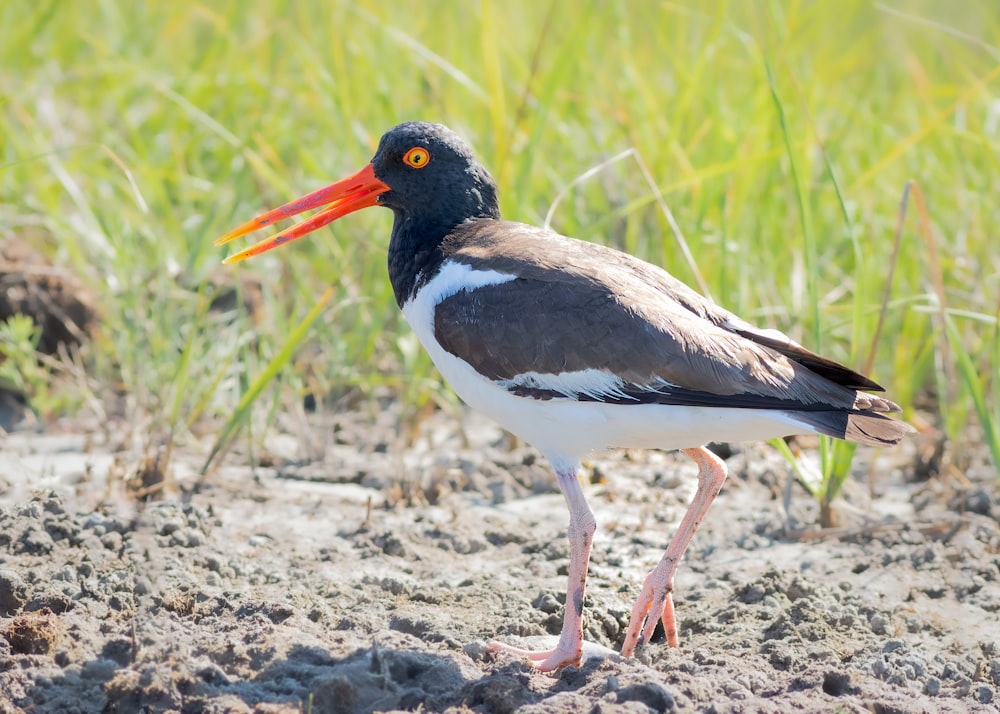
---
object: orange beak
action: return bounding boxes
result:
[215,163,389,264]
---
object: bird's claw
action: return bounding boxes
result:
[488,639,582,672]
[620,572,679,657]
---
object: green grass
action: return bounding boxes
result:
[1,1,998,494]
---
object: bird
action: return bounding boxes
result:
[215,121,911,672]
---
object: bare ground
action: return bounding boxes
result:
[1,404,999,713]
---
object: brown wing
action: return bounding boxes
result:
[434,221,889,411]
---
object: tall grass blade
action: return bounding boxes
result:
[202,286,335,474]
[947,315,1000,472]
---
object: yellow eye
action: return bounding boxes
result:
[403,147,430,168]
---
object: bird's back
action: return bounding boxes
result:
[428,219,910,449]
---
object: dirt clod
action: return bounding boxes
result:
[0,569,29,614]
[3,608,63,655]
[0,240,96,357]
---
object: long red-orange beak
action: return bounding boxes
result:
[215,163,389,264]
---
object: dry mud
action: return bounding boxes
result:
[1,406,999,713]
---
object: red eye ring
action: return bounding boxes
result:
[403,147,430,168]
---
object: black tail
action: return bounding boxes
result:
[798,410,914,447]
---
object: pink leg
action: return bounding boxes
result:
[490,463,596,671]
[621,446,727,657]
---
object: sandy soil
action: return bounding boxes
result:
[1,404,998,713]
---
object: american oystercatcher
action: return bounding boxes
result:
[216,121,910,671]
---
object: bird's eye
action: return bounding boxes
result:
[403,147,430,168]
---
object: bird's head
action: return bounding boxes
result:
[215,122,499,263]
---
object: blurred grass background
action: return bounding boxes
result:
[1,0,997,478]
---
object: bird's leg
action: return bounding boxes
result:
[489,463,596,671]
[621,446,727,656]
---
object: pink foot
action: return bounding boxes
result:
[488,638,582,672]
[619,447,727,658]
[620,567,679,657]
[488,462,596,672]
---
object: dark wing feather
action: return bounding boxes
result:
[722,324,883,391]
[550,232,885,392]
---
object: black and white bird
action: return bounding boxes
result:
[216,121,911,672]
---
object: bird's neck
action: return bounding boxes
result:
[385,165,501,306]
[387,213,461,307]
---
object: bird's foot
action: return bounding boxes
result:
[620,572,679,657]
[488,638,582,672]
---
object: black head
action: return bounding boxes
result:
[214,122,500,283]
[372,122,500,226]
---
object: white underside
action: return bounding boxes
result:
[403,262,820,472]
